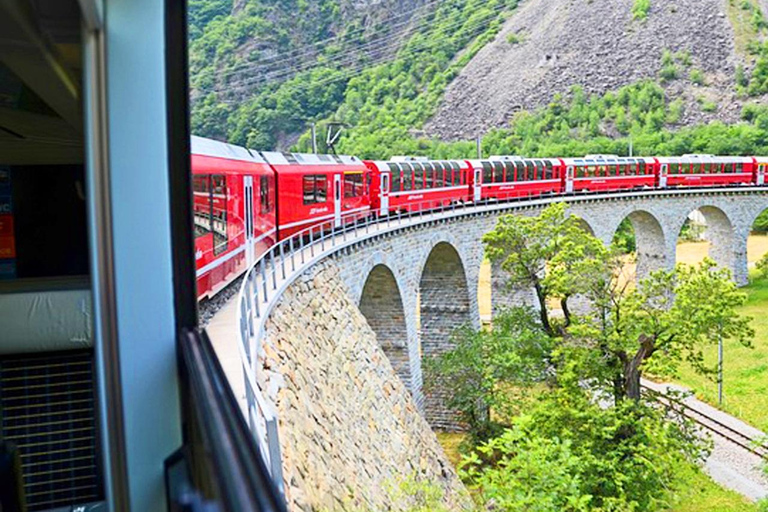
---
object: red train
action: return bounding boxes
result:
[191,135,768,299]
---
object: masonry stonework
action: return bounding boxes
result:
[254,191,767,509]
[260,261,471,512]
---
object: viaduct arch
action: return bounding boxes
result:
[331,192,768,426]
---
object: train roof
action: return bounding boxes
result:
[561,156,655,165]
[366,159,470,171]
[191,135,266,164]
[656,155,753,164]
[260,151,363,167]
[467,157,560,166]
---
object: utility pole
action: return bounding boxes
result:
[311,122,317,154]
[476,136,482,159]
[718,321,724,405]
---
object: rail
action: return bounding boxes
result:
[234,186,768,497]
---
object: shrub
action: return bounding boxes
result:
[632,0,651,20]
[690,68,706,85]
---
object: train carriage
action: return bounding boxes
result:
[364,158,471,215]
[468,157,563,200]
[192,136,277,299]
[262,151,371,239]
[657,155,756,188]
[754,157,768,186]
[562,155,657,193]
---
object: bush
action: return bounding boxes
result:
[690,68,706,85]
[632,0,651,20]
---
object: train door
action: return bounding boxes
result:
[659,163,668,188]
[333,173,342,228]
[473,166,482,201]
[758,164,766,186]
[243,176,255,267]
[565,166,574,193]
[380,171,390,216]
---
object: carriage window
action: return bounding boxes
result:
[422,162,434,188]
[303,174,327,204]
[344,173,364,198]
[543,161,553,180]
[193,175,212,238]
[493,161,504,183]
[212,174,228,255]
[451,162,461,185]
[260,175,271,214]
[534,160,544,180]
[401,163,413,190]
[432,162,444,188]
[388,163,401,193]
[637,161,645,175]
[482,161,493,183]
[735,162,743,173]
[503,161,513,182]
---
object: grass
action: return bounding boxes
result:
[726,0,764,57]
[435,433,757,511]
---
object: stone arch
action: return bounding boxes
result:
[675,206,741,282]
[359,264,413,391]
[747,206,768,269]
[615,210,667,281]
[419,241,472,429]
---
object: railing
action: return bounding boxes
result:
[234,185,768,499]
[167,328,287,512]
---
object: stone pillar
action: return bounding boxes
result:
[359,265,413,393]
[629,211,671,281]
[419,243,472,430]
[699,206,745,285]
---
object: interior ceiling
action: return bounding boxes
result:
[0,0,84,165]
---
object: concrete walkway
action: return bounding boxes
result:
[643,379,768,502]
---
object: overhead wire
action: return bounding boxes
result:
[217,11,507,103]
[192,0,455,81]
[200,3,509,97]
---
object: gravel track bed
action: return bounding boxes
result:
[199,275,244,328]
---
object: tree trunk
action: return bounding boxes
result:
[533,281,554,337]
[624,334,655,401]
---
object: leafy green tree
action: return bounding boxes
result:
[423,307,553,442]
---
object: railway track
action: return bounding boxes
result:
[640,384,768,460]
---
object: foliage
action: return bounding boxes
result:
[614,217,637,254]
[189,0,519,149]
[756,252,768,279]
[423,307,553,442]
[754,209,768,232]
[461,389,705,512]
[690,68,706,86]
[679,218,706,242]
[632,0,651,21]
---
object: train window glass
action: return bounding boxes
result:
[389,164,401,193]
[193,175,212,238]
[513,161,523,181]
[260,175,270,214]
[735,162,743,173]
[482,161,493,183]
[212,175,228,255]
[534,160,544,180]
[451,162,461,185]
[544,161,553,180]
[344,173,363,198]
[422,162,434,188]
[401,163,413,190]
[411,163,424,189]
[493,161,504,183]
[316,175,327,201]
[503,161,514,182]
[433,162,444,188]
[638,161,646,175]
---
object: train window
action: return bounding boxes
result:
[344,173,364,198]
[193,175,212,238]
[388,163,401,193]
[502,161,513,182]
[422,162,434,188]
[735,162,743,173]
[534,160,544,180]
[451,162,461,185]
[401,163,413,190]
[482,162,493,183]
[637,161,645,175]
[212,175,228,255]
[543,161,553,180]
[493,161,504,183]
[303,174,327,204]
[260,175,271,214]
[433,162,444,188]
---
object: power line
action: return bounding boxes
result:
[203,3,509,96]
[217,14,507,103]
[191,0,453,82]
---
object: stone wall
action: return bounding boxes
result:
[260,261,471,512]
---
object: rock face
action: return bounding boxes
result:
[260,261,471,512]
[425,0,742,140]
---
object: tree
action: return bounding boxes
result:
[423,307,553,442]
[482,204,754,402]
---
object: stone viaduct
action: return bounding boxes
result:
[330,191,767,426]
[229,189,768,510]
